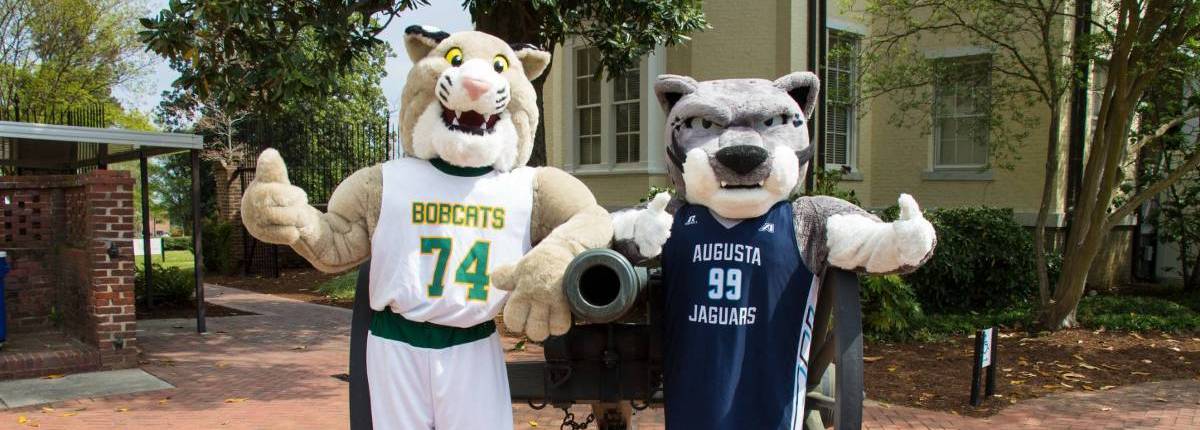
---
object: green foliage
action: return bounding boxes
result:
[317,271,359,301]
[1077,295,1200,332]
[201,219,236,275]
[162,236,192,252]
[135,263,195,306]
[141,1,705,111]
[803,167,860,206]
[860,275,924,338]
[903,207,1039,313]
[910,305,1035,341]
[152,152,216,234]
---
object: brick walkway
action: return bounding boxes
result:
[1,285,1197,429]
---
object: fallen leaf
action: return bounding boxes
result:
[529,421,539,427]
[1099,385,1116,390]
[1082,385,1095,391]
[115,407,129,413]
[1060,372,1088,380]
[158,399,170,405]
[1155,398,1167,403]
[39,407,54,413]
[60,412,77,417]
[17,416,28,424]
[1010,379,1026,385]
[1131,371,1151,376]
[1141,359,1153,364]
[1060,382,1074,389]
[42,374,64,380]
[863,356,884,363]
[1131,333,1145,340]
[1100,407,1112,411]
[215,362,229,369]
[291,345,307,351]
[224,398,248,404]
[887,365,898,372]
[1078,363,1100,370]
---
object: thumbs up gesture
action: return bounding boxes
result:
[240,149,320,246]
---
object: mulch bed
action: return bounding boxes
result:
[137,303,254,320]
[865,328,1200,417]
[208,269,353,309]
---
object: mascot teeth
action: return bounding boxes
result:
[439,103,500,136]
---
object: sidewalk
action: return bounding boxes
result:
[0,284,1196,429]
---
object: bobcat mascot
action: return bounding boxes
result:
[241,27,612,429]
[614,73,937,429]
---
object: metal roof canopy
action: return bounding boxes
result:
[0,120,203,170]
[0,119,209,334]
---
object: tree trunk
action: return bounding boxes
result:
[1034,109,1063,307]
[1187,248,1200,290]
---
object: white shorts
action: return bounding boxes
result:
[366,331,513,430]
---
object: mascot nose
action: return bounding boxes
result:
[462,77,492,101]
[716,145,769,175]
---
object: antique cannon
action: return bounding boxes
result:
[345,253,865,429]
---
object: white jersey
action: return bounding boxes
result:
[370,157,535,328]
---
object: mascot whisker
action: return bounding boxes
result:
[241,26,612,430]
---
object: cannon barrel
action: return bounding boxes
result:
[563,248,649,323]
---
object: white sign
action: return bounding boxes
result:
[132,238,163,256]
[980,327,994,368]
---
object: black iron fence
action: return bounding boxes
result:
[234,117,399,276]
[0,98,107,128]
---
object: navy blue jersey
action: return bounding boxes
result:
[661,202,819,430]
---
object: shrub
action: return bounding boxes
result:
[1077,295,1200,332]
[902,207,1037,314]
[860,275,924,339]
[135,263,195,305]
[163,236,193,252]
[201,219,236,275]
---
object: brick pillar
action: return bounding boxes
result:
[213,163,245,269]
[81,170,138,369]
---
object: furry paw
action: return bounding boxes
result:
[240,149,319,246]
[892,194,936,267]
[493,245,573,341]
[613,192,673,259]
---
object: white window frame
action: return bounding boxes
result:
[561,39,666,175]
[824,28,862,172]
[930,54,992,171]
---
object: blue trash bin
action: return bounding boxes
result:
[0,250,8,346]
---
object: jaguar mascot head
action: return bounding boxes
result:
[401,26,550,172]
[654,72,819,219]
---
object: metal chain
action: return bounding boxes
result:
[558,408,595,430]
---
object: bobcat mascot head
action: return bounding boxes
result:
[401,26,550,171]
[654,73,819,219]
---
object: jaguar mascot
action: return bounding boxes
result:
[241,27,612,429]
[613,73,937,429]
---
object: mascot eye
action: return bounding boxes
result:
[493,55,509,73]
[445,48,464,67]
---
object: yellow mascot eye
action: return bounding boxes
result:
[444,48,464,66]
[493,55,509,73]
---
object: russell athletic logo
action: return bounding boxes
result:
[685,215,698,226]
[759,222,775,233]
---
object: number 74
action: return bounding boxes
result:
[421,237,491,301]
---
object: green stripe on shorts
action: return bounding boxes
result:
[369,311,496,349]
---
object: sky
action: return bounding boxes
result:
[117,1,473,118]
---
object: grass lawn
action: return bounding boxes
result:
[316,271,358,301]
[135,250,195,272]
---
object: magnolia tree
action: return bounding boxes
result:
[858,0,1200,329]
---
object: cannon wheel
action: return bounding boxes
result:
[802,269,864,429]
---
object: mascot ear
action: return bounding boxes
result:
[654,74,699,112]
[510,44,551,80]
[404,25,450,62]
[774,72,820,119]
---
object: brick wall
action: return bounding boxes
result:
[0,170,138,370]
